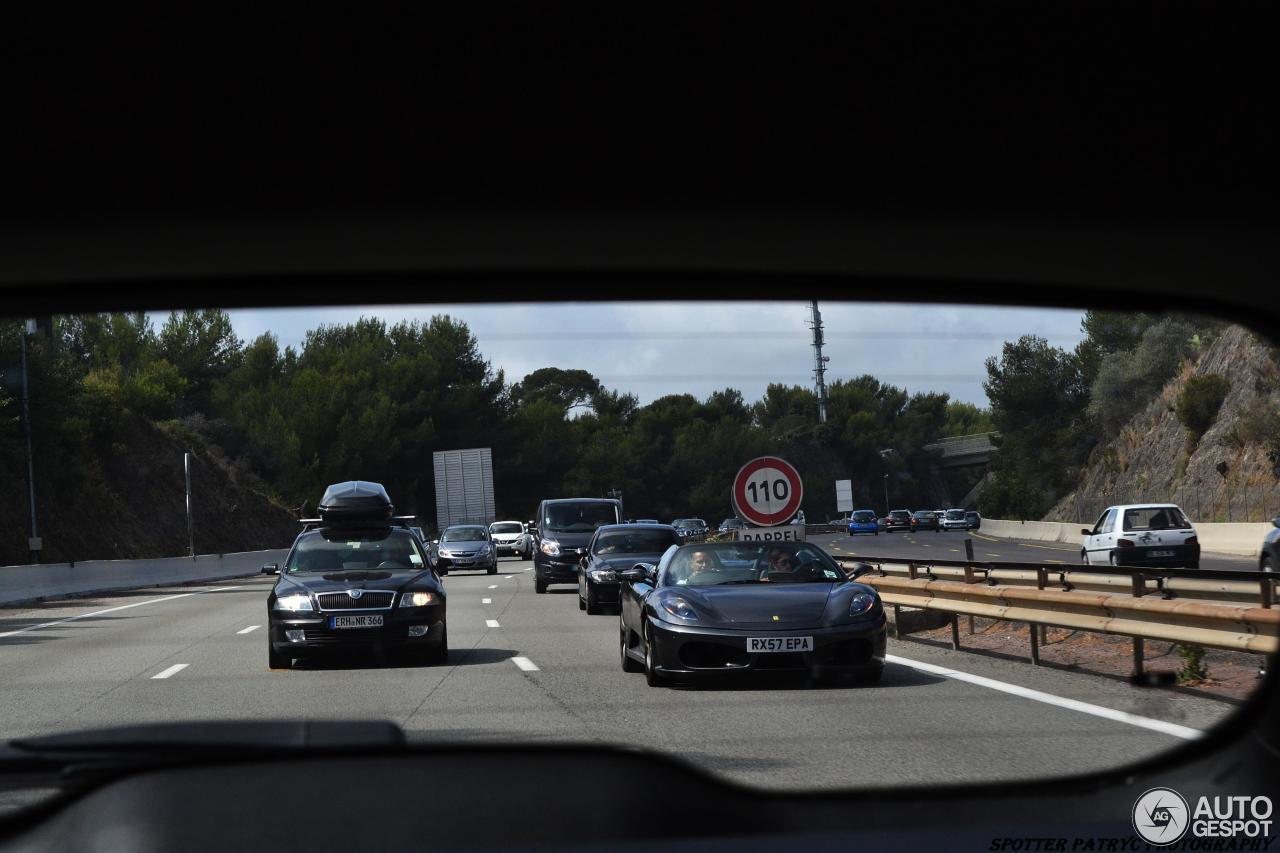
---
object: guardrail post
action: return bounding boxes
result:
[907,562,917,580]
[1261,578,1273,610]
[964,538,974,563]
[1131,574,1146,598]
[950,614,960,650]
[968,615,975,634]
[963,563,975,584]
[1133,638,1145,677]
[1029,622,1040,665]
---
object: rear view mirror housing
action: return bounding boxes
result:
[261,563,279,574]
[1081,528,1092,536]
[848,562,875,580]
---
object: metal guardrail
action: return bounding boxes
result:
[835,555,1279,675]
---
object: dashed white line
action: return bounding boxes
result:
[482,598,492,604]
[885,654,1201,740]
[488,585,498,589]
[237,625,261,634]
[485,619,501,628]
[523,567,532,572]
[0,586,245,639]
[511,656,540,672]
[152,664,189,680]
[503,575,514,579]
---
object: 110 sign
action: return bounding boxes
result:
[732,456,804,527]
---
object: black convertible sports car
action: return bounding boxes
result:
[265,481,447,669]
[618,541,886,686]
[577,523,681,614]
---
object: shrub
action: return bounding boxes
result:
[1176,643,1208,684]
[1176,374,1231,441]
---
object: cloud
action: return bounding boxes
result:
[225,301,1086,407]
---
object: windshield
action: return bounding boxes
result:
[593,529,680,555]
[442,526,487,542]
[660,543,846,586]
[545,503,619,532]
[287,529,425,573]
[3,299,1266,797]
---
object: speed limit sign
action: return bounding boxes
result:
[731,456,804,527]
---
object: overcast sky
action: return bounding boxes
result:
[224,302,1087,408]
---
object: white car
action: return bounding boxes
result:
[1080,504,1200,569]
[489,520,530,559]
[940,509,969,531]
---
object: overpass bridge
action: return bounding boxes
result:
[921,432,999,507]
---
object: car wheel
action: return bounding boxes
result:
[644,626,668,687]
[578,593,587,611]
[535,577,547,594]
[1263,555,1273,572]
[268,641,292,670]
[1080,549,1089,565]
[438,567,449,577]
[1109,552,1120,567]
[621,623,643,672]
[487,563,497,575]
[426,624,448,665]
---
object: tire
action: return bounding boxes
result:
[578,593,587,611]
[1263,555,1273,572]
[487,563,497,575]
[1109,552,1120,567]
[268,641,292,670]
[643,626,668,687]
[426,624,449,665]
[585,583,601,615]
[1080,549,1089,565]
[438,567,449,577]
[621,623,643,672]
[535,577,547,594]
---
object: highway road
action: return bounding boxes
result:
[0,543,1247,794]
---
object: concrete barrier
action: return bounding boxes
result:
[982,518,1270,559]
[0,550,288,607]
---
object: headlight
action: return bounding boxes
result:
[661,596,698,620]
[400,591,439,608]
[849,592,878,616]
[588,569,617,582]
[274,594,314,612]
[540,540,561,556]
[478,544,492,555]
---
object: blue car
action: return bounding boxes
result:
[847,509,879,536]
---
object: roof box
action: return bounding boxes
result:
[317,481,394,524]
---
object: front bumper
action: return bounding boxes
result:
[436,555,496,570]
[536,557,582,582]
[585,579,621,604]
[269,607,446,652]
[645,614,887,677]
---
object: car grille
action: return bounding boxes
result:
[316,591,396,610]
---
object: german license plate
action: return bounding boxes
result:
[331,615,384,629]
[748,636,813,653]
[1149,550,1175,557]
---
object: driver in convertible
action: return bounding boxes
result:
[760,547,819,582]
[676,549,721,585]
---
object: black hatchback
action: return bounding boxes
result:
[578,524,680,614]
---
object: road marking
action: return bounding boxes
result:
[511,656,540,672]
[985,553,1002,557]
[237,625,261,634]
[485,619,501,628]
[151,664,189,680]
[969,532,1001,542]
[523,567,532,572]
[482,598,492,604]
[1019,542,1080,553]
[504,575,514,579]
[885,654,1201,740]
[488,585,498,589]
[0,586,245,639]
[949,549,960,552]
[1045,559,1067,564]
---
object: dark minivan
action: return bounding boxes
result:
[532,498,624,594]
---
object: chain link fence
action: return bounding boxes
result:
[1068,482,1280,525]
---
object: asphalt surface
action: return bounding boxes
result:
[0,543,1252,793]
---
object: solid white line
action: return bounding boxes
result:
[485,619,501,628]
[523,567,532,572]
[151,664,189,680]
[237,625,261,634]
[885,654,1202,740]
[0,586,245,639]
[482,598,492,604]
[488,584,498,589]
[511,656,539,672]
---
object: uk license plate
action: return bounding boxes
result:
[1149,550,1175,557]
[331,615,384,629]
[748,636,813,653]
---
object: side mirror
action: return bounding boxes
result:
[848,561,875,580]
[1273,517,1280,529]
[261,563,279,574]
[1081,528,1093,536]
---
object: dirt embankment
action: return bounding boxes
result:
[1,414,298,565]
